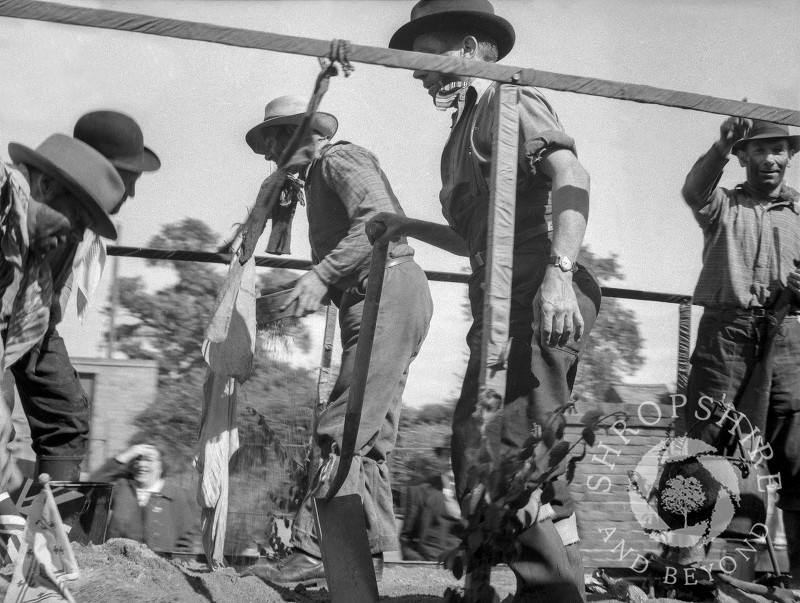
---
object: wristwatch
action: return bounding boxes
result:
[547,255,577,273]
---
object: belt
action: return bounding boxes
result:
[470,222,552,272]
[385,255,414,269]
[711,307,800,319]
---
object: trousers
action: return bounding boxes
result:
[10,327,89,471]
[684,311,800,511]
[292,261,433,556]
[453,241,601,597]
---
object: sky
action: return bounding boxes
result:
[1,0,799,408]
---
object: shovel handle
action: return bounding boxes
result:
[325,225,389,500]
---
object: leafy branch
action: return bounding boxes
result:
[440,404,630,587]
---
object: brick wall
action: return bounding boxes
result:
[9,357,159,474]
[72,357,159,472]
[567,399,676,570]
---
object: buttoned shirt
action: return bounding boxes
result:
[683,145,800,309]
[304,142,413,290]
[440,80,578,257]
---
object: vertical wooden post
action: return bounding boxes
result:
[465,82,519,602]
[479,83,519,403]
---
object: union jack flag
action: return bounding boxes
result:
[4,483,79,603]
[1,490,25,564]
[1,480,84,565]
[10,480,84,518]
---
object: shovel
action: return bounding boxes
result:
[311,223,389,603]
[255,288,299,327]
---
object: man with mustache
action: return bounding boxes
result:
[680,117,800,586]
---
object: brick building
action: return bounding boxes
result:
[9,356,159,474]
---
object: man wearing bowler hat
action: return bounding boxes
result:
[68,110,161,317]
[0,132,122,559]
[679,117,800,584]
[242,96,433,588]
[369,1,601,600]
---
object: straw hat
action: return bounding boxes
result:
[246,96,338,155]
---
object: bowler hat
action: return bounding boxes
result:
[390,0,515,60]
[246,96,338,155]
[74,110,160,174]
[732,120,800,154]
[8,134,122,239]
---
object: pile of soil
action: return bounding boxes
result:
[0,538,696,602]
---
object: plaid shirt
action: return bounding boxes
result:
[304,142,413,289]
[682,145,800,309]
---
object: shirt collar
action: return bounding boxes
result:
[454,78,492,122]
[303,139,332,180]
[741,181,800,214]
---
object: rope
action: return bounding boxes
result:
[676,300,692,396]
[236,40,348,263]
[105,245,692,304]
[1,0,798,125]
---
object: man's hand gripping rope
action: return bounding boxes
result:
[234,40,355,264]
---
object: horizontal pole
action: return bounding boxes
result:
[106,245,692,305]
[0,0,797,124]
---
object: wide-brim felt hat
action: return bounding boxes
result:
[8,134,123,239]
[246,96,338,155]
[389,0,516,60]
[74,110,160,174]
[732,120,800,154]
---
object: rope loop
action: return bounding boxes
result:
[317,38,354,78]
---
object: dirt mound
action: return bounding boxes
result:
[0,539,505,602]
[1,539,693,602]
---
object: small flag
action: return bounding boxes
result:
[11,480,83,518]
[4,484,79,603]
[0,492,25,564]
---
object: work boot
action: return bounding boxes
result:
[247,550,384,588]
[247,551,326,588]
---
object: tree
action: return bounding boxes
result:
[112,218,224,380]
[575,246,646,403]
[109,218,316,469]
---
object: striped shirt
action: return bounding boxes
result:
[682,145,800,309]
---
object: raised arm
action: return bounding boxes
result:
[682,117,751,225]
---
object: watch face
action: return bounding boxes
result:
[560,257,573,271]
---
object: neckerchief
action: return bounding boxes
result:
[435,81,467,111]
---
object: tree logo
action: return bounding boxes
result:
[628,436,740,548]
